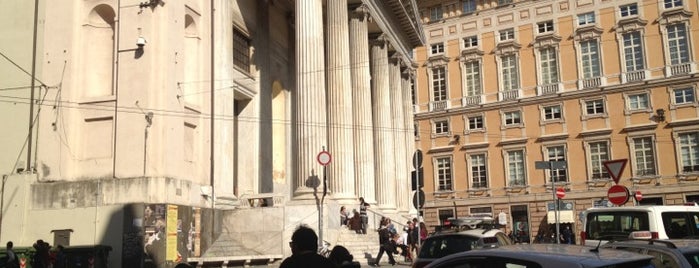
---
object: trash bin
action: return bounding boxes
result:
[61,245,112,268]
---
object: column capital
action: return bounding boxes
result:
[350,4,370,20]
[369,34,389,47]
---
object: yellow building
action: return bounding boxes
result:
[414,0,699,243]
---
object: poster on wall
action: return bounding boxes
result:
[144,204,167,266]
[166,205,178,261]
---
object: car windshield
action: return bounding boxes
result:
[683,252,699,268]
[418,234,479,259]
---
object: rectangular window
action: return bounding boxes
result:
[431,43,444,55]
[463,0,476,14]
[620,3,638,17]
[537,21,554,34]
[507,150,526,186]
[544,105,562,120]
[498,0,513,5]
[674,87,695,104]
[233,28,251,73]
[430,5,443,21]
[504,111,521,125]
[578,12,595,26]
[628,93,649,110]
[680,132,699,173]
[464,36,478,48]
[435,120,449,134]
[499,28,515,42]
[547,146,568,182]
[464,61,481,96]
[501,55,519,91]
[623,32,645,72]
[468,116,484,130]
[436,157,453,191]
[585,99,605,115]
[432,67,447,101]
[667,24,690,65]
[540,47,559,84]
[664,0,683,9]
[589,141,610,179]
[471,154,488,188]
[633,137,656,176]
[580,40,601,78]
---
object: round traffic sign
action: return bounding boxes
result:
[317,151,332,166]
[635,191,643,202]
[556,187,565,199]
[412,190,425,209]
[608,185,630,205]
[412,150,424,169]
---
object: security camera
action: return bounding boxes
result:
[136,37,147,47]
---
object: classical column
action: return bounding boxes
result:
[349,5,376,204]
[389,56,408,213]
[294,0,327,197]
[326,0,355,200]
[402,67,417,214]
[371,35,396,211]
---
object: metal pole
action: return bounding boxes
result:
[27,0,40,172]
[320,164,327,246]
[551,163,560,244]
[415,155,421,248]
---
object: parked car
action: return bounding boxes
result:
[423,243,655,268]
[581,205,699,246]
[412,216,511,268]
[601,234,699,268]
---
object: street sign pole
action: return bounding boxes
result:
[551,163,560,245]
[537,160,567,245]
[413,149,423,248]
[316,147,331,247]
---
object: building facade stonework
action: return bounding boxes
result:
[415,0,699,244]
[0,0,424,267]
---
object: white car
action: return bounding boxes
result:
[424,244,655,268]
[581,205,699,246]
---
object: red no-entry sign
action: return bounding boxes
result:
[556,187,565,199]
[635,191,643,202]
[608,185,630,205]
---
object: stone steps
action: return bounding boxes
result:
[334,227,380,262]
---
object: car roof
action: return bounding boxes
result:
[426,243,654,268]
[431,227,504,237]
[583,205,699,213]
[603,239,699,254]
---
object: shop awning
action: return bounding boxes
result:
[547,210,575,224]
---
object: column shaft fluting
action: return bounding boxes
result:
[390,58,408,213]
[371,36,396,211]
[294,0,327,197]
[326,0,355,199]
[349,6,376,204]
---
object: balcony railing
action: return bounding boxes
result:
[472,181,488,188]
[499,89,520,101]
[624,70,646,82]
[537,83,559,96]
[462,95,482,106]
[683,165,699,173]
[581,77,601,89]
[671,63,692,76]
[430,100,448,111]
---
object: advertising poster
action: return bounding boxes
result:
[166,205,178,261]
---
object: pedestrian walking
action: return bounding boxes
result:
[371,218,396,266]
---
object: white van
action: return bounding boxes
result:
[581,205,699,246]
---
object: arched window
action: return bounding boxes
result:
[82,4,115,98]
[183,13,201,105]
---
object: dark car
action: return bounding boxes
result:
[424,243,655,268]
[411,227,511,268]
[601,236,699,268]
